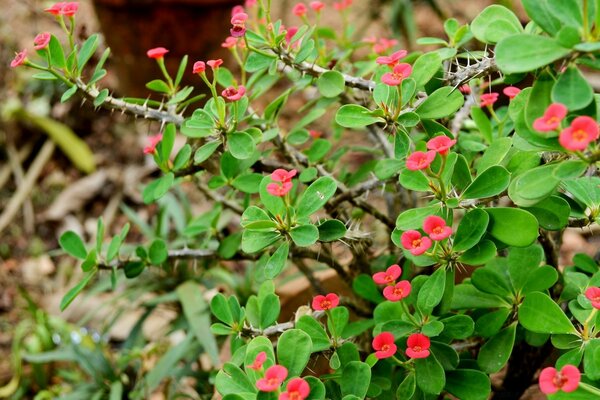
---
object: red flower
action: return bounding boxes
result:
[405,150,436,171]
[423,215,452,241]
[373,264,401,285]
[192,61,206,74]
[585,286,600,309]
[426,135,456,156]
[310,1,325,12]
[271,168,297,183]
[143,133,163,155]
[247,351,267,370]
[312,293,339,311]
[480,92,499,107]
[459,84,471,94]
[256,365,288,392]
[230,12,249,37]
[280,378,310,400]
[372,332,397,359]
[10,49,27,68]
[406,333,430,359]
[400,230,432,256]
[207,59,223,69]
[285,26,300,47]
[61,2,79,17]
[539,365,580,394]
[375,49,407,67]
[231,5,245,16]
[267,182,293,196]
[34,32,51,50]
[559,116,599,151]
[309,129,321,138]
[503,86,521,100]
[147,47,169,60]
[293,3,307,17]
[383,280,412,301]
[381,63,412,86]
[222,85,246,101]
[533,103,567,132]
[45,2,66,15]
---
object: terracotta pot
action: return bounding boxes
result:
[92,0,241,97]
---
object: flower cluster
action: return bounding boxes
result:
[538,365,580,394]
[363,37,399,54]
[372,264,412,302]
[378,50,411,86]
[266,169,297,197]
[45,2,79,17]
[406,135,456,171]
[533,103,599,151]
[478,86,521,107]
[401,215,452,256]
[253,362,311,400]
[372,332,431,360]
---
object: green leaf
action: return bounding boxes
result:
[211,293,234,325]
[508,164,560,207]
[194,141,221,164]
[142,173,174,203]
[476,137,512,173]
[146,79,171,93]
[277,329,312,377]
[522,0,583,35]
[123,261,145,278]
[264,242,289,279]
[160,123,176,163]
[260,293,280,329]
[453,209,489,252]
[290,224,319,247]
[484,208,539,247]
[176,281,220,365]
[353,274,385,304]
[375,158,403,180]
[415,354,445,395]
[317,220,346,242]
[518,292,577,334]
[305,139,332,163]
[462,166,510,199]
[146,333,197,391]
[335,104,385,128]
[415,86,464,119]
[472,267,513,297]
[216,362,256,396]
[148,239,168,265]
[77,34,99,73]
[328,307,349,339]
[60,269,97,311]
[584,339,600,380]
[452,283,511,309]
[48,35,66,68]
[411,52,442,87]
[477,323,516,373]
[297,176,337,218]
[524,195,570,230]
[317,70,345,98]
[242,230,281,253]
[522,266,559,294]
[245,52,276,72]
[552,66,594,110]
[305,377,326,400]
[440,315,474,339]
[259,176,286,217]
[397,372,416,399]
[227,131,255,160]
[340,361,371,398]
[471,107,493,143]
[396,204,442,230]
[296,316,331,352]
[417,268,446,315]
[445,369,491,400]
[495,34,571,74]
[232,173,263,194]
[507,244,544,292]
[471,5,522,44]
[59,231,88,260]
[458,239,497,266]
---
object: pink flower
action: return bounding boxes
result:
[271,169,297,183]
[375,50,407,67]
[10,49,27,68]
[231,5,245,16]
[247,351,267,371]
[309,129,321,138]
[383,281,412,301]
[207,59,223,69]
[373,38,398,54]
[147,47,169,60]
[222,37,238,49]
[372,332,397,359]
[503,86,521,100]
[426,136,456,156]
[45,2,66,15]
[334,0,352,11]
[143,133,163,154]
[256,365,288,392]
[192,61,205,74]
[222,85,246,101]
[585,286,600,309]
[267,181,293,196]
[533,103,567,132]
[245,0,257,7]
[280,378,310,400]
[310,1,325,12]
[423,215,452,241]
[480,93,499,107]
[459,84,471,94]
[539,365,581,394]
[61,2,79,17]
[285,26,300,46]
[400,230,432,256]
[405,150,436,171]
[405,333,430,359]
[381,63,412,86]
[559,116,599,151]
[373,264,401,285]
[230,12,249,37]
[34,32,51,50]
[312,293,339,311]
[293,3,307,17]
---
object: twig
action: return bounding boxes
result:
[0,140,55,234]
[447,57,498,87]
[0,142,33,190]
[6,141,35,234]
[194,178,245,215]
